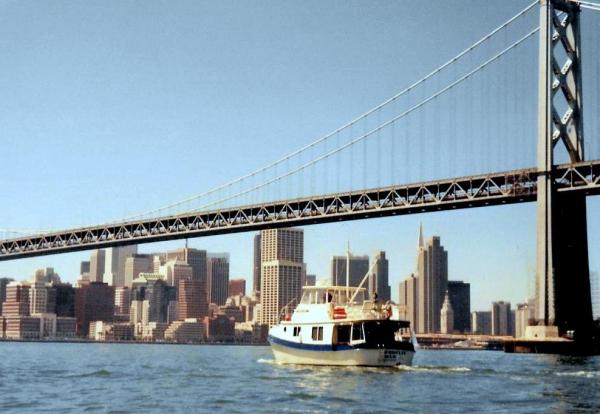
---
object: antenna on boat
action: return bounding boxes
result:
[346,240,350,298]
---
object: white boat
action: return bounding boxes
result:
[268,284,416,367]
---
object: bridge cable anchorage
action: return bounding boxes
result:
[186,28,540,213]
[114,1,539,223]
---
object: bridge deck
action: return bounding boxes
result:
[1,160,599,260]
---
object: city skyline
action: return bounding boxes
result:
[0,0,598,314]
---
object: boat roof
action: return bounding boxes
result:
[302,285,366,292]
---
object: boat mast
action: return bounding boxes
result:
[346,240,350,299]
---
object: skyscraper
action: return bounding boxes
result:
[491,301,513,336]
[2,282,30,317]
[130,274,175,324]
[398,225,448,333]
[471,311,492,335]
[260,228,304,326]
[89,249,106,283]
[207,254,229,306]
[370,251,391,301]
[253,234,261,293]
[178,279,207,319]
[330,254,369,288]
[447,281,471,333]
[75,282,115,337]
[103,245,138,287]
[124,254,153,287]
[228,279,246,297]
[114,287,131,316]
[80,261,90,276]
[591,271,599,320]
[161,260,193,288]
[166,248,207,282]
[0,277,14,315]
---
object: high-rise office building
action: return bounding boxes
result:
[2,282,31,317]
[130,274,175,324]
[228,279,246,297]
[304,274,316,286]
[0,277,14,315]
[34,267,61,284]
[515,300,536,338]
[207,255,229,306]
[260,228,303,326]
[471,311,492,335]
[75,282,115,337]
[491,301,513,336]
[80,261,90,276]
[440,291,454,334]
[124,254,153,287]
[399,275,418,329]
[54,283,75,317]
[370,251,391,301]
[161,260,193,288]
[103,245,138,287]
[29,280,54,315]
[178,279,207,319]
[331,254,369,289]
[166,248,207,282]
[447,281,471,333]
[398,225,448,333]
[114,287,131,316]
[253,234,261,293]
[89,249,106,283]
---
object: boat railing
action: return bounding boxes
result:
[279,297,298,322]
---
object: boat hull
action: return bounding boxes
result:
[269,336,414,367]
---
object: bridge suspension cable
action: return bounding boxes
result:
[116,1,539,222]
[187,27,540,214]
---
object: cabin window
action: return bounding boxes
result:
[293,327,301,336]
[336,325,351,344]
[351,323,364,341]
[312,326,323,341]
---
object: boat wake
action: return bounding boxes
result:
[396,365,471,373]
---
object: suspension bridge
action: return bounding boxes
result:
[1,0,600,338]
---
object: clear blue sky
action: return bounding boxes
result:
[0,0,599,311]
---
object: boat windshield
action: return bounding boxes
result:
[299,287,365,305]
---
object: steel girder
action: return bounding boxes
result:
[0,161,598,261]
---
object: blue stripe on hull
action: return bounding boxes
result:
[268,335,353,352]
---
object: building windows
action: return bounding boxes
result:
[311,326,323,341]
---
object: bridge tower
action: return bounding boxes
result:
[536,0,593,337]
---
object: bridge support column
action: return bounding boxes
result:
[535,0,593,338]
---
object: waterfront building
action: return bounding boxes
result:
[370,251,391,301]
[440,291,454,334]
[165,318,205,343]
[178,279,207,319]
[515,300,536,338]
[114,287,131,316]
[54,283,76,317]
[89,249,106,283]
[4,316,40,339]
[447,281,471,333]
[492,301,513,336]
[29,279,54,315]
[207,254,229,306]
[2,282,30,316]
[204,314,235,342]
[228,279,246,297]
[0,277,13,315]
[399,225,448,333]
[103,245,138,287]
[253,233,261,293]
[124,254,153,287]
[330,254,369,290]
[259,228,304,326]
[75,282,115,337]
[89,321,134,341]
[471,311,492,335]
